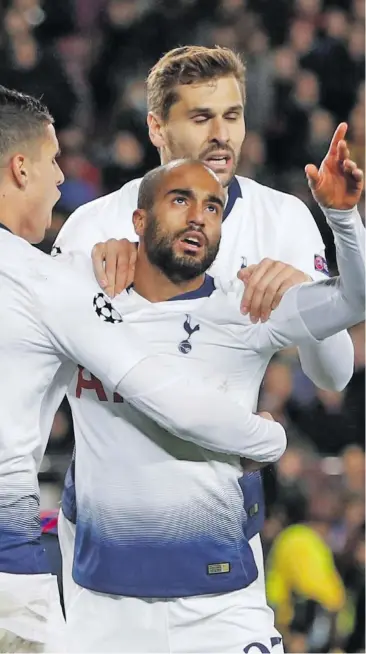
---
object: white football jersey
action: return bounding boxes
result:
[56,198,364,598]
[0,227,153,575]
[55,174,347,561]
[0,220,296,579]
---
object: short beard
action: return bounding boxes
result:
[144,215,220,284]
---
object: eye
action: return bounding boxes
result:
[192,115,210,124]
[173,197,187,205]
[206,204,218,213]
[225,113,240,121]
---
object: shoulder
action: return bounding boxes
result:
[209,276,246,316]
[235,176,321,248]
[236,175,311,217]
[0,232,45,276]
[53,178,142,255]
[0,235,58,308]
[213,275,243,297]
[68,177,142,226]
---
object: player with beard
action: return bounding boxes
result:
[0,87,293,653]
[59,152,364,652]
[53,46,356,643]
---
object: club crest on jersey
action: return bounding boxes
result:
[314,254,329,276]
[93,292,123,323]
[178,315,200,354]
[240,256,247,269]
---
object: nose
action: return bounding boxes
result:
[187,202,205,227]
[209,116,230,145]
[56,162,65,186]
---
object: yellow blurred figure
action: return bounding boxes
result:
[266,524,346,650]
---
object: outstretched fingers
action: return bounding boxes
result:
[342,159,364,182]
[327,122,348,158]
[305,163,320,188]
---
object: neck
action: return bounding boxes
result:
[133,249,206,302]
[0,188,28,240]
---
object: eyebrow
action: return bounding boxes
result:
[165,188,224,209]
[187,104,243,116]
[207,193,225,209]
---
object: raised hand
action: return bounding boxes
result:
[305,122,364,210]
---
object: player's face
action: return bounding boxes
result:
[152,76,245,188]
[25,124,64,243]
[143,163,224,283]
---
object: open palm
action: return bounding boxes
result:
[305,123,364,210]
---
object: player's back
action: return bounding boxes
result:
[0,228,75,574]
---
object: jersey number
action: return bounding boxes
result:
[243,637,282,653]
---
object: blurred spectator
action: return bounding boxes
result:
[100,130,147,195]
[306,108,335,164]
[266,502,347,653]
[244,29,274,133]
[341,445,365,495]
[0,32,77,128]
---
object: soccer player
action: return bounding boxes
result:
[54,45,356,641]
[59,151,363,652]
[0,87,289,652]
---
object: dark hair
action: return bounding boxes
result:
[0,86,53,161]
[147,45,246,121]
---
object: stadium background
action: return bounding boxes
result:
[1,0,364,651]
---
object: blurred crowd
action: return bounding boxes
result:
[1,0,364,651]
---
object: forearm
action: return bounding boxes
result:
[118,356,287,461]
[297,329,354,391]
[296,206,365,340]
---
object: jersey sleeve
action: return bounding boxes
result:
[257,206,365,350]
[278,194,329,281]
[277,194,354,392]
[32,254,146,390]
[31,255,286,461]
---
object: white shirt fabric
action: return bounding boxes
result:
[54,175,354,393]
[52,194,362,598]
[0,225,293,641]
[54,176,354,563]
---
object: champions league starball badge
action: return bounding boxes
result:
[93,293,123,323]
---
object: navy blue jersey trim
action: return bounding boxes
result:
[127,274,216,301]
[168,274,215,301]
[0,222,13,234]
[223,177,242,222]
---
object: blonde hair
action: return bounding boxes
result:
[147,45,246,121]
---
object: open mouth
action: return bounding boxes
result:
[204,153,232,170]
[179,231,205,253]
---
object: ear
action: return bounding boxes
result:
[132,208,146,238]
[147,112,166,149]
[10,154,28,189]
